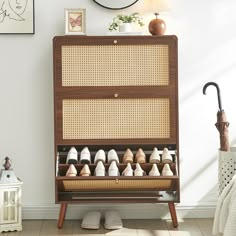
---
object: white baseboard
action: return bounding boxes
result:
[22,203,216,220]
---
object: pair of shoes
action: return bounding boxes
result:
[149,147,173,163]
[81,210,122,230]
[94,160,120,176]
[66,146,91,164]
[135,148,146,163]
[94,149,119,164]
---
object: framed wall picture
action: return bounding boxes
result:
[65,8,86,35]
[0,0,35,34]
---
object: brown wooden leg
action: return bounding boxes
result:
[58,203,68,229]
[168,202,178,228]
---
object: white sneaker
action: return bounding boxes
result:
[94,149,106,164]
[108,149,119,164]
[80,147,91,164]
[95,161,106,176]
[149,147,161,163]
[149,164,160,176]
[162,163,174,176]
[66,164,77,177]
[162,147,173,163]
[134,163,145,176]
[66,146,78,164]
[79,164,91,176]
[108,160,120,176]
[122,163,133,176]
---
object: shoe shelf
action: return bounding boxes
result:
[53,35,179,229]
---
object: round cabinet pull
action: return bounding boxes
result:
[114,93,119,98]
[113,40,118,44]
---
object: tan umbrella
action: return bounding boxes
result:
[203,82,230,151]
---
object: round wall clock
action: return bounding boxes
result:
[93,0,139,10]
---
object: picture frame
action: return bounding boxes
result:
[0,0,34,34]
[65,8,86,35]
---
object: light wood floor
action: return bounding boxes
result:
[3,218,215,236]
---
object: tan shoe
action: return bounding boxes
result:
[162,147,173,163]
[149,147,161,163]
[134,163,145,176]
[79,164,91,176]
[66,164,77,177]
[135,148,146,163]
[123,148,134,164]
[149,163,160,176]
[108,149,119,164]
[162,163,173,176]
[122,163,133,176]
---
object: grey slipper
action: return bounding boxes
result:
[81,211,101,229]
[104,210,123,230]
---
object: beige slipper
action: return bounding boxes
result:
[94,161,105,176]
[162,147,173,163]
[134,163,145,176]
[81,211,101,229]
[135,148,146,163]
[66,164,77,177]
[108,149,119,164]
[149,163,160,176]
[149,147,161,163]
[162,163,174,176]
[122,163,133,176]
[104,210,123,230]
[123,148,134,164]
[108,160,120,176]
[94,149,106,164]
[79,164,91,176]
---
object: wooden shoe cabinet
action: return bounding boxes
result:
[53,35,179,228]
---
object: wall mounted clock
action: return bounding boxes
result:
[93,0,139,10]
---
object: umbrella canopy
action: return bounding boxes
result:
[203,82,230,152]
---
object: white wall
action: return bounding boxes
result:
[1,0,236,219]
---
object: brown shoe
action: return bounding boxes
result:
[123,148,134,164]
[79,164,91,176]
[135,148,146,163]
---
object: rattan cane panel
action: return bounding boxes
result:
[62,179,172,191]
[62,45,169,86]
[63,99,170,139]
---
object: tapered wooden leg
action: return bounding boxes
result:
[168,202,178,228]
[58,203,67,229]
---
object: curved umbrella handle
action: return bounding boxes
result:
[203,82,222,111]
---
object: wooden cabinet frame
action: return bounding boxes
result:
[53,35,179,228]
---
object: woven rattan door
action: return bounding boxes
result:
[53,35,179,228]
